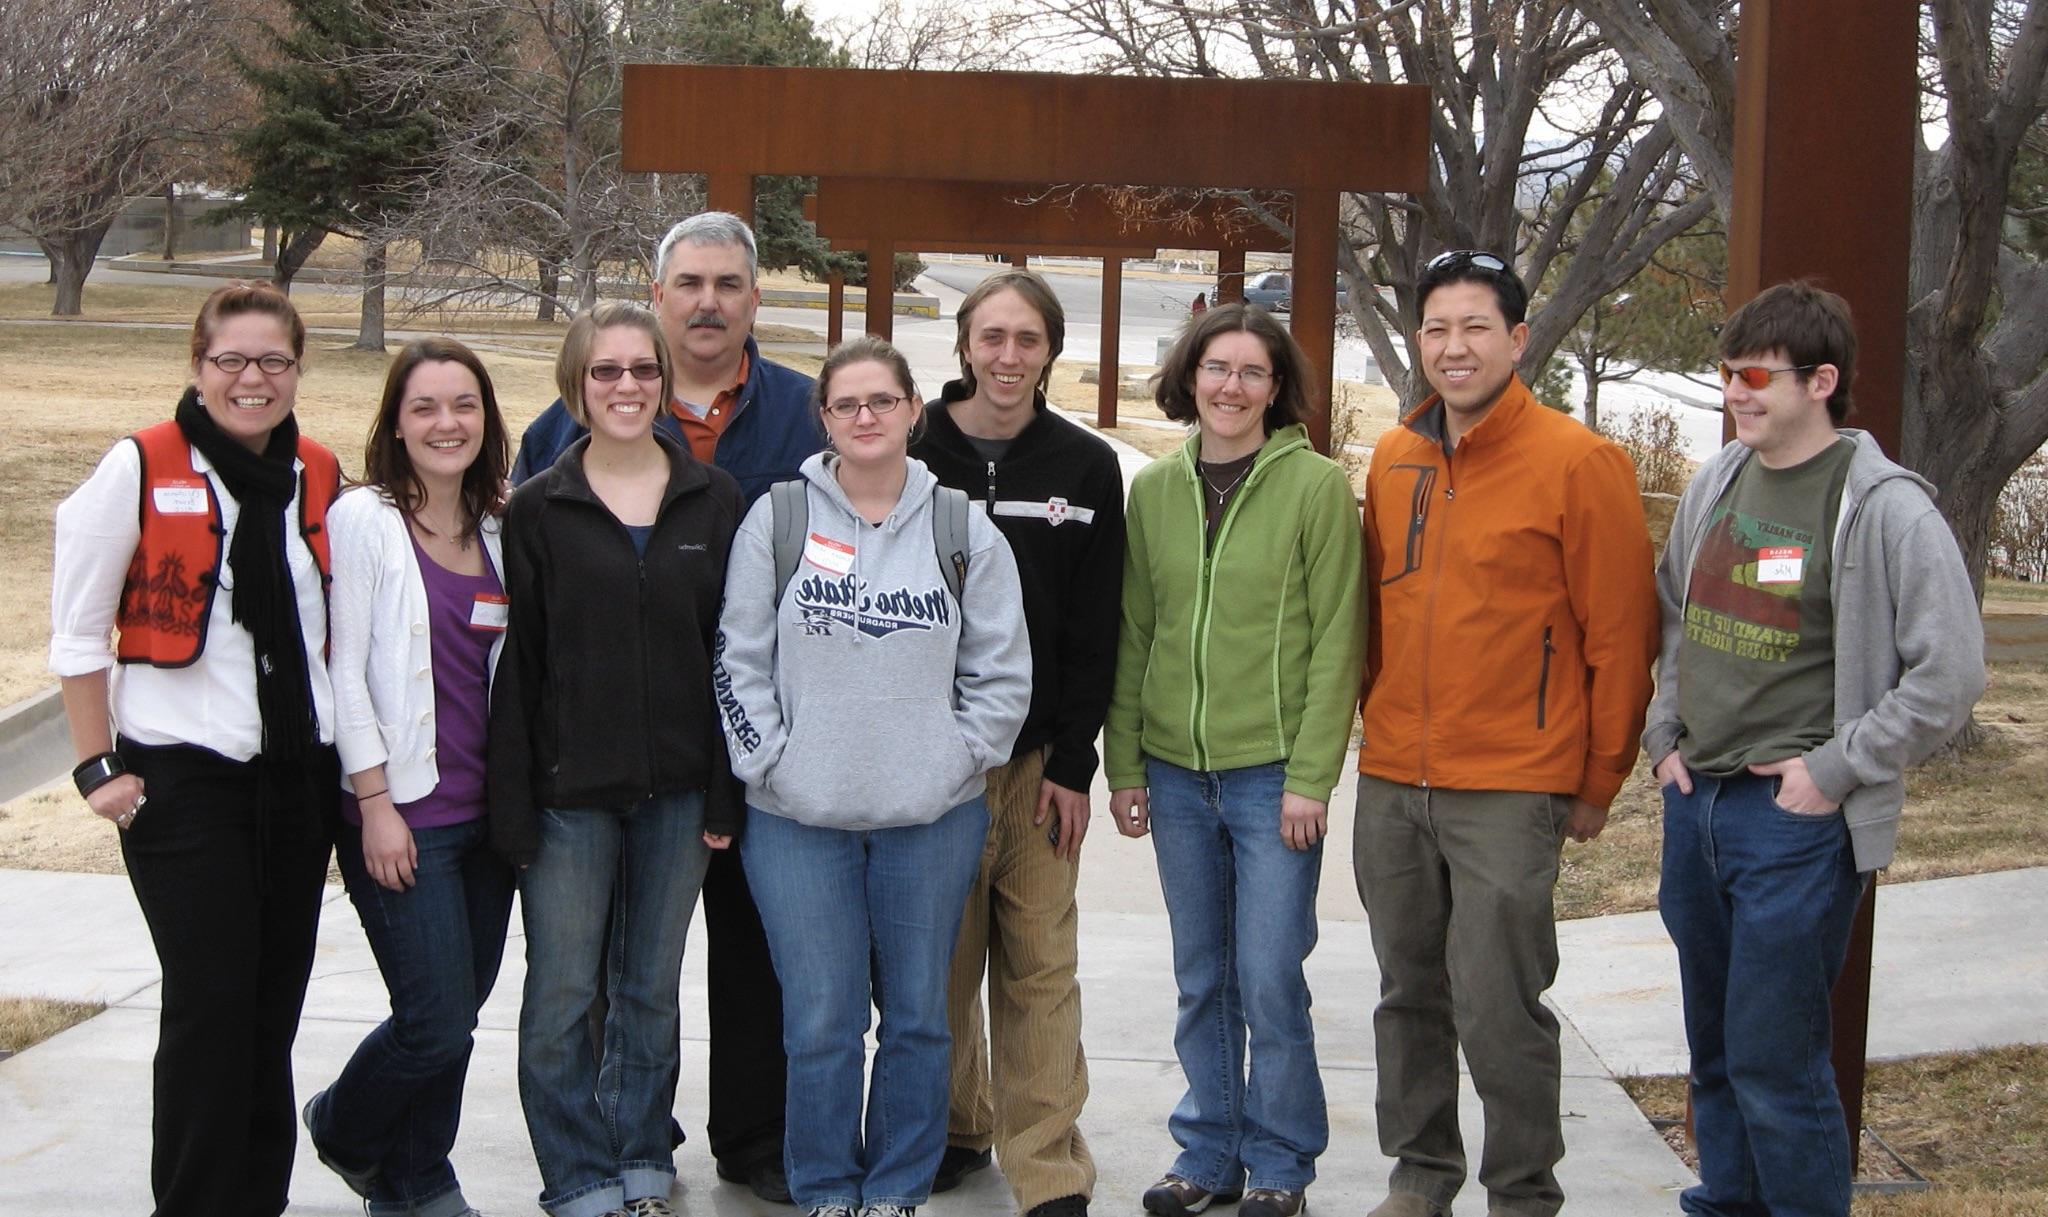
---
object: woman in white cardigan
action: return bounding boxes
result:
[302,337,516,1217]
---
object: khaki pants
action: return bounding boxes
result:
[1353,775,1570,1217]
[946,749,1096,1209]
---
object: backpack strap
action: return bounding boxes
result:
[769,478,809,604]
[931,485,969,604]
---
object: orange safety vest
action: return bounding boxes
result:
[114,420,341,668]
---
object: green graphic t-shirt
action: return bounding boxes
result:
[1677,438,1855,775]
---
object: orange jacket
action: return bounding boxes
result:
[1359,377,1657,807]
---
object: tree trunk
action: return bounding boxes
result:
[262,222,278,263]
[353,240,388,352]
[537,256,560,322]
[45,222,115,316]
[272,227,328,292]
[1584,374,1602,434]
[162,184,177,261]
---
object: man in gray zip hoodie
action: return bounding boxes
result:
[1643,281,1985,1217]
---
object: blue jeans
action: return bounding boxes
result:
[1146,758,1326,1193]
[1661,771,1867,1217]
[517,792,712,1217]
[741,798,989,1211]
[315,817,515,1217]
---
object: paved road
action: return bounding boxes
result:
[920,259,1206,325]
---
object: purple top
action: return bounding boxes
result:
[341,536,503,829]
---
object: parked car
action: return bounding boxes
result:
[1238,271,1350,313]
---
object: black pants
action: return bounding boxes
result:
[701,843,788,1166]
[117,740,335,1217]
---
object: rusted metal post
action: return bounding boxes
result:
[707,174,754,226]
[1289,190,1339,455]
[1722,0,1918,1172]
[1099,256,1123,430]
[1010,251,1029,268]
[1215,247,1246,304]
[865,239,895,341]
[827,269,845,350]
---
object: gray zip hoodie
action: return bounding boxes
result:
[1644,430,1986,871]
[713,453,1032,830]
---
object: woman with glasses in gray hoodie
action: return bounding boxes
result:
[713,335,1032,1217]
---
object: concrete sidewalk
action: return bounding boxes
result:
[4,858,2042,1215]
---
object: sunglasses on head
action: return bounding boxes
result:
[1424,249,1510,276]
[1717,361,1817,390]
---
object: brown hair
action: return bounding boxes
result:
[555,301,674,427]
[1719,280,1857,423]
[1153,302,1311,435]
[954,269,1065,395]
[190,280,306,364]
[363,337,510,544]
[814,335,924,445]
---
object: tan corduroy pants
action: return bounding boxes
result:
[945,748,1096,1209]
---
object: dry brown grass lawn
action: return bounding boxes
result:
[0,996,102,1055]
[1622,1045,2048,1214]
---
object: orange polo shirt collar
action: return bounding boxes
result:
[672,351,750,463]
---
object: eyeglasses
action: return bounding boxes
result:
[823,393,909,419]
[1718,361,1817,390]
[1424,249,1510,276]
[1197,361,1273,389]
[589,361,664,383]
[203,352,297,374]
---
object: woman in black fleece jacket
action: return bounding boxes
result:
[486,302,741,1217]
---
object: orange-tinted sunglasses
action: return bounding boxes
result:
[1718,361,1817,390]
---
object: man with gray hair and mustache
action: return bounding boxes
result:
[512,210,820,1206]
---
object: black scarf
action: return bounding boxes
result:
[174,388,319,764]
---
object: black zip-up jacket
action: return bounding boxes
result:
[487,430,743,865]
[911,382,1126,791]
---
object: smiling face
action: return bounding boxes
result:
[963,287,1052,415]
[192,313,299,452]
[583,325,661,447]
[650,239,758,371]
[1417,279,1528,437]
[1192,329,1276,463]
[821,358,921,472]
[1722,347,1840,467]
[396,359,486,489]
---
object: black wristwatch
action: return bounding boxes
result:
[73,751,127,798]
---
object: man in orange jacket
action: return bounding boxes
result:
[1355,251,1659,1217]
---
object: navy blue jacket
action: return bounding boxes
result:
[512,334,820,506]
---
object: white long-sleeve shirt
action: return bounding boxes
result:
[49,438,336,761]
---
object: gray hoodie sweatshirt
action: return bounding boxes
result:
[713,453,1032,830]
[1644,430,1986,872]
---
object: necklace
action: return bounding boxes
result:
[1200,462,1251,500]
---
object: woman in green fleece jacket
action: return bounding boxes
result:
[1106,303,1363,1217]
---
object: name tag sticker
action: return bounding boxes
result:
[151,482,208,515]
[804,532,855,576]
[470,593,509,632]
[1756,546,1806,585]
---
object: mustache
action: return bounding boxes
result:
[687,312,728,329]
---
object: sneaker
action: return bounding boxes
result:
[1365,1195,1446,1217]
[1143,1175,1244,1217]
[931,1145,993,1193]
[807,1208,856,1217]
[717,1155,794,1204]
[300,1090,376,1199]
[861,1206,916,1217]
[1240,1189,1305,1217]
[1025,1195,1090,1217]
[625,1199,678,1217]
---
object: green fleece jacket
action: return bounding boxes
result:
[1104,424,1364,801]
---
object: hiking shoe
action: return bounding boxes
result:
[932,1145,993,1192]
[1143,1175,1244,1217]
[300,1090,376,1199]
[1240,1189,1305,1217]
[1025,1195,1090,1217]
[625,1199,678,1217]
[717,1155,794,1204]
[1366,1194,1446,1217]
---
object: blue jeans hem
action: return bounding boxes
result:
[540,1176,624,1217]
[621,1162,677,1201]
[368,1181,470,1217]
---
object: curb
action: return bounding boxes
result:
[0,687,68,806]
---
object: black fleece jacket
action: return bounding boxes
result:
[487,430,743,865]
[911,382,1125,791]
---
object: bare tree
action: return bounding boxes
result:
[1024,0,1715,407]
[1578,0,2048,596]
[828,0,1035,70]
[0,0,229,315]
